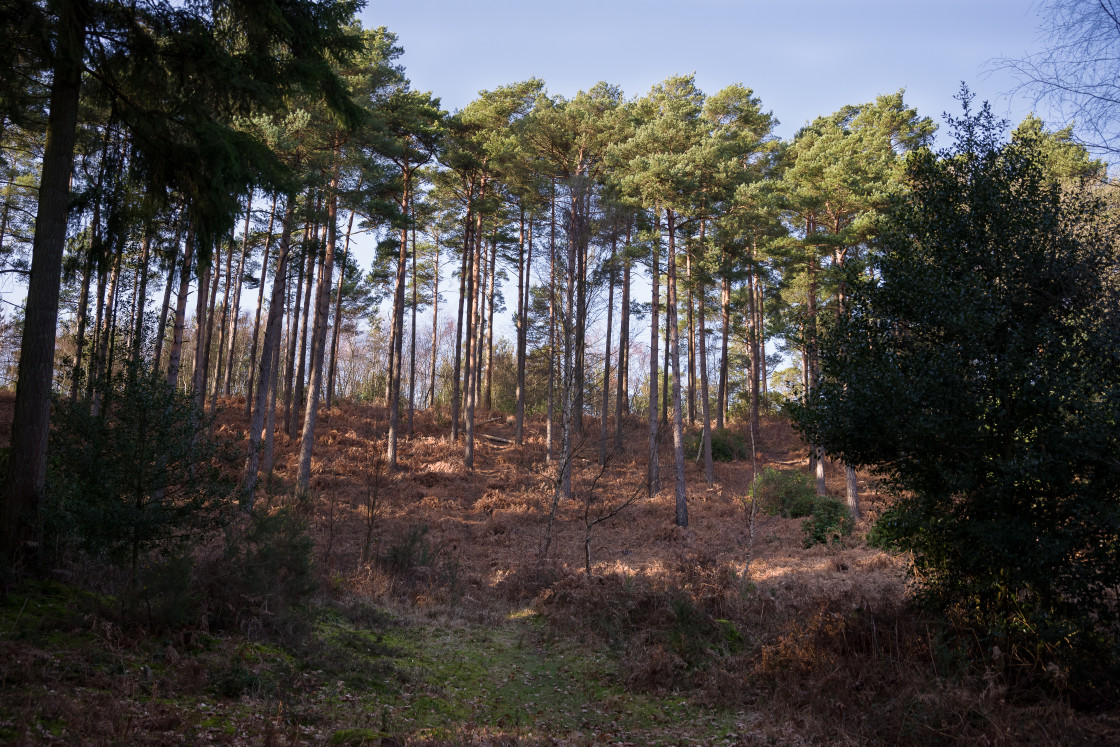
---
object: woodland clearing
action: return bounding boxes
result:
[1,396,1117,745]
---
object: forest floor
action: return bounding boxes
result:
[1,396,1118,744]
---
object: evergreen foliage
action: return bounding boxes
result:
[795,90,1120,675]
[47,360,236,572]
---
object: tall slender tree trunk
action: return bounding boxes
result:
[387,172,410,469]
[69,250,93,401]
[130,232,153,362]
[514,206,527,443]
[210,238,234,419]
[666,209,687,526]
[598,229,615,467]
[166,228,195,390]
[282,218,308,433]
[244,198,296,504]
[747,270,761,445]
[326,206,356,412]
[716,270,730,430]
[450,203,472,441]
[648,208,661,495]
[153,232,179,373]
[408,198,418,437]
[427,228,441,411]
[614,217,631,452]
[291,221,317,433]
[195,245,221,409]
[698,221,713,485]
[463,209,481,469]
[546,187,556,462]
[483,236,496,412]
[686,250,696,425]
[224,189,254,396]
[246,194,278,418]
[297,159,341,491]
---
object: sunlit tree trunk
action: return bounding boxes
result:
[243,198,295,505]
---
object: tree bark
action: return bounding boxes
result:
[387,171,410,469]
[666,209,687,526]
[407,196,418,437]
[598,229,615,467]
[614,216,631,452]
[209,237,234,421]
[243,197,296,504]
[450,203,472,441]
[130,232,153,363]
[282,217,308,433]
[166,227,195,390]
[326,206,355,412]
[716,268,730,430]
[297,160,341,491]
[224,189,254,396]
[152,233,179,374]
[245,193,277,418]
[69,250,94,401]
[686,249,695,425]
[290,217,317,434]
[648,208,660,496]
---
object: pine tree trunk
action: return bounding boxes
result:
[69,251,93,401]
[326,207,355,412]
[717,270,730,430]
[224,190,254,396]
[166,227,195,390]
[282,219,308,433]
[514,207,526,443]
[686,250,695,425]
[297,160,341,491]
[194,245,221,410]
[246,194,277,418]
[463,208,481,469]
[408,202,418,437]
[450,204,471,441]
[387,173,410,469]
[483,236,496,412]
[427,230,440,411]
[86,252,106,404]
[699,279,714,486]
[666,209,687,527]
[209,238,233,425]
[153,234,179,373]
[243,198,296,504]
[599,230,615,467]
[130,232,152,362]
[648,208,660,495]
[614,217,631,452]
[546,187,556,462]
[291,223,317,434]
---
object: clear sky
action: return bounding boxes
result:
[361,0,1051,143]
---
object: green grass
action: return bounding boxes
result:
[0,581,756,744]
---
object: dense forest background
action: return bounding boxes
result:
[1,0,1120,743]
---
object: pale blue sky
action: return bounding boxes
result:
[362,0,1049,142]
[353,1,1056,346]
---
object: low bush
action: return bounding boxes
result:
[686,428,749,462]
[801,497,855,548]
[752,467,817,518]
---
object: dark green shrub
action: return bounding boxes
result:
[751,467,818,518]
[685,428,749,462]
[209,507,317,640]
[802,498,855,547]
[46,360,236,574]
[793,95,1120,679]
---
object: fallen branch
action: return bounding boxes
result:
[481,433,512,444]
